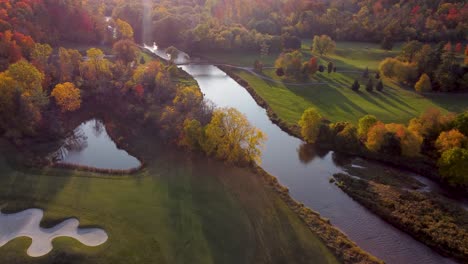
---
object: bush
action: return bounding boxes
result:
[415,73,432,93]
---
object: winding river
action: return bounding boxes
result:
[180,64,458,264]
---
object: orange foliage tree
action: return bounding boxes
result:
[51,82,81,112]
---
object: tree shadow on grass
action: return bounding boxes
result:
[382,90,418,111]
[373,92,415,116]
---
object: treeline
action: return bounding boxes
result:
[299,107,468,187]
[107,0,467,53]
[380,41,468,92]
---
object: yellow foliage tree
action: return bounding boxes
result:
[173,86,202,112]
[51,82,81,112]
[415,73,432,93]
[116,19,134,40]
[203,108,266,164]
[435,129,467,153]
[299,108,322,143]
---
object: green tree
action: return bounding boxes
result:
[438,147,468,186]
[358,115,378,139]
[452,112,468,136]
[435,51,458,92]
[299,108,322,143]
[31,43,52,71]
[415,73,432,93]
[400,40,423,63]
[312,35,336,56]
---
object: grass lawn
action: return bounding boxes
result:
[200,41,468,124]
[0,131,338,264]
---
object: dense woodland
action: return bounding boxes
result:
[0,0,466,180]
[106,0,468,52]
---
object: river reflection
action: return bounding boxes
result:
[181,64,457,264]
[52,119,141,170]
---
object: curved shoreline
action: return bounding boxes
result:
[251,164,382,264]
[217,66,452,185]
[217,66,465,263]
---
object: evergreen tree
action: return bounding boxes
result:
[366,78,374,92]
[362,67,369,78]
[327,61,334,74]
[376,80,384,92]
[140,56,145,64]
[351,80,360,91]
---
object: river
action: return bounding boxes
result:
[180,64,458,264]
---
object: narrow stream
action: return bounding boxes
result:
[180,64,458,264]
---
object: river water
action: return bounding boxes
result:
[180,64,458,264]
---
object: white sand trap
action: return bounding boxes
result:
[0,208,108,257]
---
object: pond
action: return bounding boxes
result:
[52,119,141,170]
[180,64,458,264]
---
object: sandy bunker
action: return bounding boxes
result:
[0,208,108,257]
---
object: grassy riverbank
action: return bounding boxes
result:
[203,41,468,124]
[333,172,468,262]
[0,135,340,264]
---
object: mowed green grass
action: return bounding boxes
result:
[0,137,338,264]
[201,41,468,124]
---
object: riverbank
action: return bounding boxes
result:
[219,66,467,191]
[252,165,382,264]
[333,173,468,262]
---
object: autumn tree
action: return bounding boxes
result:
[173,85,203,112]
[0,61,48,137]
[79,48,112,87]
[408,108,455,138]
[312,35,335,56]
[435,129,467,153]
[58,47,82,82]
[180,118,204,150]
[51,82,81,112]
[299,108,322,143]
[415,73,432,93]
[465,45,468,65]
[308,57,318,74]
[358,115,378,139]
[116,19,134,40]
[31,43,52,71]
[385,123,423,157]
[366,122,387,152]
[275,50,303,79]
[203,108,266,164]
[112,39,138,65]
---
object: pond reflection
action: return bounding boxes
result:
[52,119,141,170]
